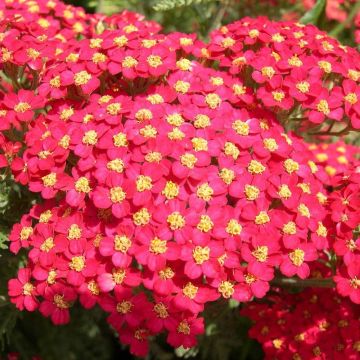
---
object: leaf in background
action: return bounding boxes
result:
[153,0,214,12]
[299,0,326,25]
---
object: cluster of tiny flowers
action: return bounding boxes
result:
[0,0,359,357]
[241,285,360,359]
[204,17,360,131]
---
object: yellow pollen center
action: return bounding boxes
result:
[180,153,197,169]
[167,212,185,230]
[219,168,235,184]
[154,303,168,318]
[183,282,198,299]
[133,208,151,226]
[252,246,268,262]
[218,281,234,298]
[244,184,260,200]
[197,215,214,232]
[232,120,249,136]
[23,282,34,296]
[192,246,210,264]
[50,76,61,88]
[150,237,167,254]
[74,71,91,86]
[116,300,133,314]
[255,211,270,225]
[42,173,57,187]
[110,187,126,203]
[122,56,138,68]
[54,294,70,309]
[40,237,55,252]
[317,99,330,115]
[194,114,211,128]
[289,249,305,266]
[196,183,213,201]
[296,81,310,93]
[107,159,124,173]
[174,80,190,94]
[82,130,98,145]
[345,93,357,105]
[248,160,266,174]
[147,55,162,67]
[162,181,179,199]
[298,203,310,218]
[283,221,297,235]
[113,132,128,147]
[20,227,33,240]
[14,102,31,113]
[114,235,131,252]
[263,138,278,151]
[284,159,299,174]
[177,320,191,335]
[136,175,152,192]
[261,66,275,78]
[75,177,91,193]
[112,269,126,284]
[226,219,242,235]
[272,91,285,102]
[205,93,221,109]
[278,184,292,199]
[67,224,82,240]
[69,256,85,272]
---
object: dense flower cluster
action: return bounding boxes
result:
[0,0,359,357]
[205,16,360,131]
[242,286,360,359]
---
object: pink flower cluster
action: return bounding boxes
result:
[0,0,358,357]
[242,286,360,359]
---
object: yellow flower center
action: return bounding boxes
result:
[293,83,309,97]
[14,102,31,113]
[75,177,91,193]
[41,172,57,188]
[197,215,214,232]
[23,282,34,296]
[298,203,310,218]
[283,221,297,235]
[261,66,275,78]
[183,282,198,299]
[69,256,85,272]
[110,187,126,203]
[147,55,162,68]
[82,130,98,145]
[107,159,124,173]
[252,246,268,262]
[289,249,305,266]
[40,237,55,252]
[316,99,330,115]
[167,212,185,230]
[232,120,249,136]
[113,132,128,147]
[87,280,100,295]
[54,294,70,309]
[116,300,133,314]
[177,320,191,335]
[226,219,242,235]
[162,181,179,200]
[205,93,221,109]
[284,159,299,174]
[147,93,164,104]
[150,237,167,254]
[50,76,61,88]
[244,184,260,200]
[135,108,153,122]
[158,267,175,280]
[218,281,234,298]
[74,71,91,86]
[344,93,357,105]
[219,168,235,184]
[112,268,126,284]
[20,227,33,240]
[133,208,151,226]
[194,114,210,128]
[192,246,210,264]
[272,91,285,102]
[248,160,266,174]
[174,80,190,94]
[136,175,152,192]
[278,184,292,199]
[192,137,208,152]
[73,220,88,237]
[263,138,278,151]
[122,56,138,68]
[180,153,197,169]
[154,303,168,318]
[196,183,213,201]
[114,235,131,252]
[255,211,270,225]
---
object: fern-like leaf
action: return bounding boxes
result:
[153,0,215,12]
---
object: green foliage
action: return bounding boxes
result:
[152,0,215,12]
[299,0,326,25]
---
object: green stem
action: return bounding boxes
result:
[271,277,335,288]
